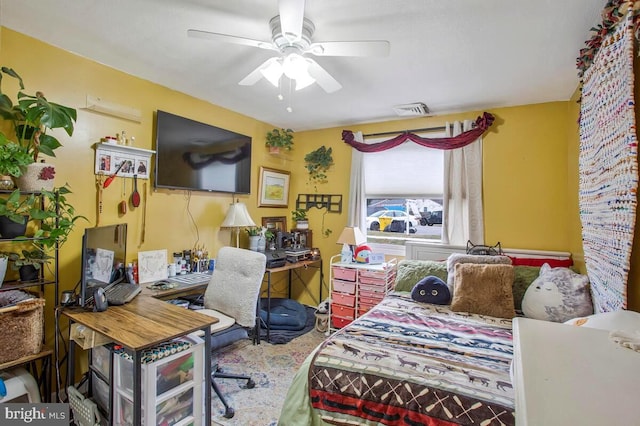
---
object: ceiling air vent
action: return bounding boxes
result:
[392,102,430,117]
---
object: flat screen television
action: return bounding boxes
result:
[154,110,252,194]
[79,224,127,308]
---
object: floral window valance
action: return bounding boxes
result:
[342,112,495,153]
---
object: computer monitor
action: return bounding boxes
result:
[79,224,127,308]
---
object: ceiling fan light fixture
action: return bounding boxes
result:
[261,59,284,87]
[282,53,308,79]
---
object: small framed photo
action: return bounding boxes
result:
[258,167,290,207]
[262,216,287,232]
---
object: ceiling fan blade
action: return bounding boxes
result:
[308,40,390,57]
[238,58,280,86]
[187,29,276,51]
[306,60,342,93]
[278,0,305,41]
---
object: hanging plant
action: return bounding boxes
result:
[265,128,294,153]
[304,146,333,184]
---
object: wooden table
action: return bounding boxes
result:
[63,296,217,425]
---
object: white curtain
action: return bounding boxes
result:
[348,131,366,232]
[442,120,484,245]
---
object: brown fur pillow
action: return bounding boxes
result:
[450,263,516,319]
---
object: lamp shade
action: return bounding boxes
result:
[221,202,256,228]
[336,227,367,246]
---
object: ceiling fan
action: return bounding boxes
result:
[187,0,390,93]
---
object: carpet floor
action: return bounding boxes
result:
[210,328,326,425]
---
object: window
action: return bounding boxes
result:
[362,137,444,255]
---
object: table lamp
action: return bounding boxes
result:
[336,226,367,262]
[221,200,256,247]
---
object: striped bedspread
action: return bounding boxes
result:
[309,293,515,425]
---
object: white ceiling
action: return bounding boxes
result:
[0,0,605,131]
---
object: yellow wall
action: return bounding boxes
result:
[292,103,572,253]
[5,24,636,351]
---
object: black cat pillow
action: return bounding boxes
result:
[411,276,451,305]
[466,240,503,256]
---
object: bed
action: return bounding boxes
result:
[280,250,585,426]
[279,292,515,425]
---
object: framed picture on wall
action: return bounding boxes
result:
[261,216,287,232]
[258,167,290,207]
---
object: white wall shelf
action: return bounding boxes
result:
[94,142,155,179]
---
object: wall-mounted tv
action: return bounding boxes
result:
[154,110,252,194]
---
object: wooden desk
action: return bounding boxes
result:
[63,296,217,426]
[141,259,323,344]
[263,258,323,342]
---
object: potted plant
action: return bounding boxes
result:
[0,66,77,191]
[0,189,38,238]
[245,226,262,251]
[30,185,87,250]
[8,249,54,282]
[265,128,294,154]
[304,145,333,184]
[292,208,309,230]
[0,138,33,189]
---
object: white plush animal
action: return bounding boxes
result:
[522,263,593,322]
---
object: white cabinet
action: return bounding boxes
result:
[111,333,205,426]
[329,255,397,330]
[512,317,640,426]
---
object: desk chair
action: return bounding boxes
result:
[197,246,266,419]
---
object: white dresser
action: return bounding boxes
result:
[512,317,640,426]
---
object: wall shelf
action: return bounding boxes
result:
[296,194,343,213]
[94,142,154,179]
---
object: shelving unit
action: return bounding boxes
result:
[85,334,206,425]
[105,334,205,426]
[0,189,59,402]
[328,255,397,332]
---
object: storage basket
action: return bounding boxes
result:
[0,298,45,364]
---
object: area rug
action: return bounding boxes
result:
[579,9,639,312]
[210,329,326,425]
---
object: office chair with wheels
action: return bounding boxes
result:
[197,246,266,419]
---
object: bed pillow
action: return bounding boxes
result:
[450,263,516,318]
[521,263,593,322]
[395,260,448,292]
[446,253,512,293]
[411,276,451,304]
[512,266,541,312]
[565,310,640,333]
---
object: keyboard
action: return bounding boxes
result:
[104,283,142,305]
[168,273,212,287]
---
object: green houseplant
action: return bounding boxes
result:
[0,185,85,250]
[0,139,33,182]
[0,67,77,162]
[0,67,77,191]
[292,208,309,229]
[304,145,333,184]
[31,185,87,250]
[0,189,37,238]
[8,249,54,281]
[265,128,294,153]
